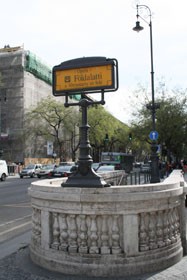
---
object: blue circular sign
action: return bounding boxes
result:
[149,131,159,140]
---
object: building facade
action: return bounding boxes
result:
[0,45,66,163]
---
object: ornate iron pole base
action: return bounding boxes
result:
[62,98,109,188]
[62,162,109,188]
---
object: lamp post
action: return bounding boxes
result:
[133,4,160,183]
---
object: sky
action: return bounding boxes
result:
[1,0,187,124]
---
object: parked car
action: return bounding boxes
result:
[19,164,42,178]
[59,162,75,166]
[0,160,8,181]
[37,164,57,178]
[133,162,142,168]
[52,165,77,178]
[96,165,116,173]
[140,163,151,173]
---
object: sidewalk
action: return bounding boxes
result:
[1,243,187,280]
[7,173,20,179]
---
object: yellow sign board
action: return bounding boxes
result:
[52,57,118,96]
[54,64,113,94]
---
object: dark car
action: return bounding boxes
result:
[52,165,77,178]
[37,164,57,178]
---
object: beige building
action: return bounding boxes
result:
[0,45,65,163]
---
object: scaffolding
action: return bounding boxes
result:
[25,51,52,85]
[24,51,81,101]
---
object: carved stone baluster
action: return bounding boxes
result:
[169,208,176,243]
[163,210,171,246]
[111,215,122,254]
[36,209,41,245]
[156,211,165,248]
[51,212,60,250]
[68,214,78,253]
[59,214,68,251]
[148,212,158,250]
[174,207,180,240]
[101,215,110,254]
[139,213,149,251]
[79,214,88,254]
[32,208,41,246]
[89,215,99,254]
[31,208,37,244]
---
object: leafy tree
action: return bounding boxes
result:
[130,82,187,162]
[25,97,132,163]
[156,96,187,161]
[25,97,80,161]
[88,105,129,161]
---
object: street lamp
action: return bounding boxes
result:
[133,4,160,183]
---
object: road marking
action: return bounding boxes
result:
[0,204,31,208]
[0,221,31,237]
[0,215,32,243]
[0,214,32,228]
[0,201,31,208]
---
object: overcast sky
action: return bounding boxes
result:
[1,0,186,123]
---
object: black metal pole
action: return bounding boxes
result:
[77,99,93,175]
[133,4,160,183]
[149,21,156,132]
[149,19,160,183]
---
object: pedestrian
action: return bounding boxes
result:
[182,160,187,173]
[166,161,172,177]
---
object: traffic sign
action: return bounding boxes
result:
[149,131,159,141]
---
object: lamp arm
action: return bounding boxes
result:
[137,4,152,17]
[136,4,152,25]
[138,14,150,25]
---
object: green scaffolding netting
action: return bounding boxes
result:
[24,51,81,101]
[24,51,52,85]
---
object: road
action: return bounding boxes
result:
[0,176,38,258]
[0,176,37,224]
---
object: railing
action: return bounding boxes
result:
[126,171,151,185]
[98,170,127,185]
[7,165,19,175]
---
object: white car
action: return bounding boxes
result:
[0,160,8,181]
[97,165,116,173]
[37,164,57,178]
[19,164,42,178]
[140,163,151,173]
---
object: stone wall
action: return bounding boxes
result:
[28,170,187,277]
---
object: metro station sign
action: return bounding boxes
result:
[52,57,118,96]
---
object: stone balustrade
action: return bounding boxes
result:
[28,170,187,277]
